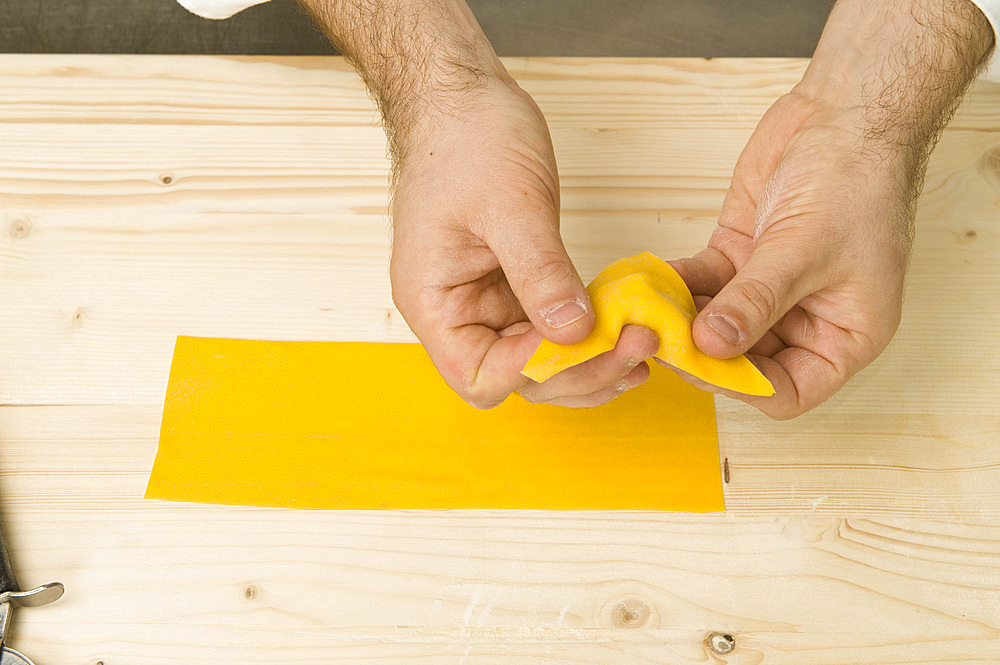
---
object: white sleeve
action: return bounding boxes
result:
[176,0,272,20]
[176,0,999,80]
[968,0,1000,81]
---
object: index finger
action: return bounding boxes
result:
[739,346,847,419]
[422,322,540,410]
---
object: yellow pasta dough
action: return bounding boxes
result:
[145,336,725,511]
[522,252,775,397]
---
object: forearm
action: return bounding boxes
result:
[797,0,994,177]
[296,0,510,161]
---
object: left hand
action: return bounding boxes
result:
[390,78,660,409]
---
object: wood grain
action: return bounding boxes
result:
[0,55,999,662]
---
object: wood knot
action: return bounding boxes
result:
[978,144,1000,190]
[159,174,174,186]
[72,308,85,329]
[706,631,736,655]
[243,584,259,601]
[601,595,658,629]
[611,599,650,629]
[955,229,978,245]
[7,216,32,239]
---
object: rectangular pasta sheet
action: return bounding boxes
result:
[145,336,724,511]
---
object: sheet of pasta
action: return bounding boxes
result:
[145,336,724,511]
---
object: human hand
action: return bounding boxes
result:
[669,0,993,419]
[669,92,911,419]
[296,0,660,408]
[390,78,660,408]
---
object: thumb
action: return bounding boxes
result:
[486,215,594,344]
[693,243,816,358]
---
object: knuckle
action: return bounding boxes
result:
[518,379,554,405]
[463,387,506,410]
[600,385,628,405]
[438,363,508,411]
[389,284,406,315]
[751,392,805,421]
[767,406,802,421]
[732,276,778,322]
[462,372,523,411]
[388,267,419,319]
[516,252,574,295]
[759,383,825,421]
[518,390,548,405]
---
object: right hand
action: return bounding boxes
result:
[669,92,911,419]
[389,77,660,408]
[666,0,994,419]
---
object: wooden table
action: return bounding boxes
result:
[1,55,998,664]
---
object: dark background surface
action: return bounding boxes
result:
[0,0,832,56]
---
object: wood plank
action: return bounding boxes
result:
[0,56,997,516]
[2,401,997,518]
[0,56,998,663]
[2,415,999,664]
[2,486,999,663]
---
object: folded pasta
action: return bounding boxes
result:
[521,252,774,397]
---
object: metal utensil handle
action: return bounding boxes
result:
[0,527,61,608]
[0,646,32,665]
[0,528,18,596]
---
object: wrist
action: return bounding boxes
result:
[370,34,512,144]
[797,0,994,109]
[298,0,514,161]
[791,0,994,192]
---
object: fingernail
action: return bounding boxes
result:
[707,313,742,345]
[542,299,587,329]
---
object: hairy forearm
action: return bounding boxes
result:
[297,0,509,160]
[798,0,994,176]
